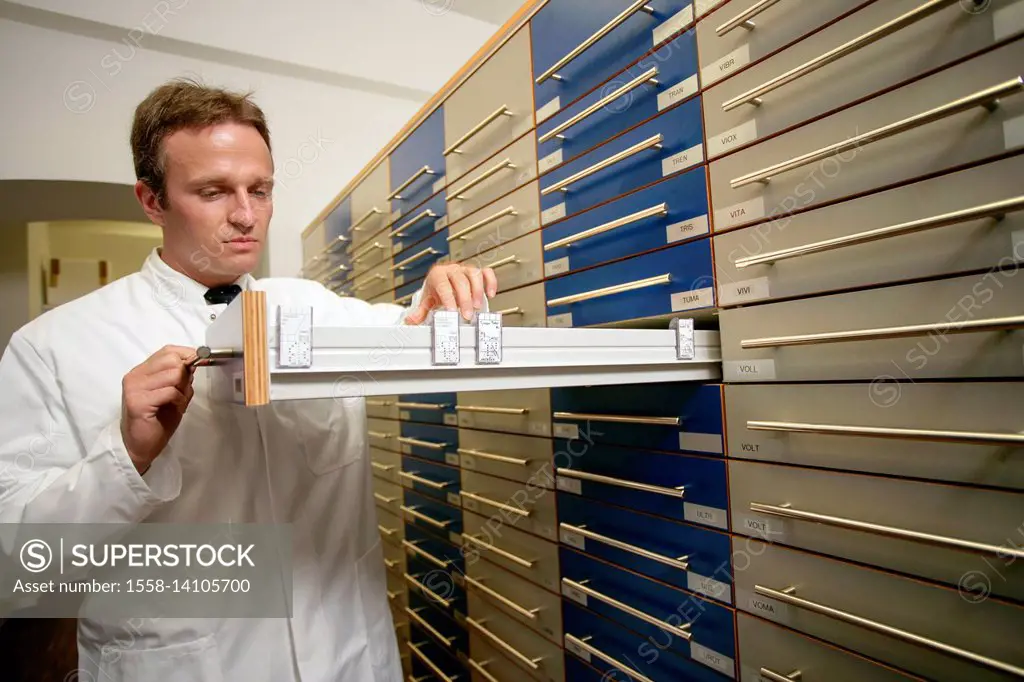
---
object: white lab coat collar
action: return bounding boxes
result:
[140,247,256,307]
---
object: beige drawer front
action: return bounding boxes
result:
[485,282,547,328]
[349,235,392,273]
[366,396,400,421]
[724,382,1024,489]
[382,538,407,576]
[466,599,566,682]
[465,556,563,645]
[444,27,536,186]
[713,153,1024,306]
[737,611,924,682]
[709,39,1024,233]
[449,181,541,263]
[463,229,544,294]
[460,469,558,543]
[377,507,405,546]
[703,0,1022,160]
[729,459,1024,601]
[368,290,395,305]
[385,567,408,611]
[719,271,1024,382]
[448,132,539,224]
[349,257,394,301]
[462,510,560,593]
[456,389,552,437]
[302,221,326,265]
[370,447,402,484]
[697,0,866,90]
[373,477,404,515]
[458,429,554,485]
[735,538,1024,682]
[351,160,391,247]
[367,417,402,450]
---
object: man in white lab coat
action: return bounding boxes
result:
[0,78,496,681]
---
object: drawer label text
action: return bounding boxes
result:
[432,175,446,195]
[541,202,567,225]
[718,277,771,306]
[653,5,694,45]
[447,492,461,507]
[529,421,552,437]
[536,97,561,124]
[399,410,410,421]
[748,593,790,622]
[724,359,776,381]
[1005,114,1024,151]
[539,148,564,174]
[559,528,586,550]
[678,431,724,454]
[736,439,783,457]
[714,196,766,230]
[658,74,699,111]
[740,515,785,541]
[565,636,591,662]
[691,642,736,678]
[445,452,460,466]
[662,143,705,178]
[670,286,714,312]
[683,503,728,530]
[443,413,458,426]
[459,455,476,469]
[562,582,589,606]
[547,312,573,328]
[708,118,758,158]
[701,43,751,88]
[544,256,571,278]
[666,214,710,244]
[994,0,1024,42]
[556,476,582,495]
[553,422,580,439]
[687,572,732,604]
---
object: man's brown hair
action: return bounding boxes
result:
[130,77,272,206]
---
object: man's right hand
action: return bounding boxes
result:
[120,345,198,475]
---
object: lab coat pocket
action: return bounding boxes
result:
[356,539,400,673]
[98,634,224,682]
[264,397,365,476]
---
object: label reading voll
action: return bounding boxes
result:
[735,438,783,458]
[541,203,567,225]
[718,277,771,306]
[670,286,714,312]
[445,453,460,466]
[443,413,458,426]
[662,143,705,177]
[666,214,710,244]
[715,196,766,230]
[559,528,586,550]
[553,423,580,439]
[687,573,732,604]
[1012,230,1024,262]
[724,359,777,381]
[556,476,582,495]
[565,636,591,662]
[1005,114,1024,151]
[536,97,561,124]
[433,175,447,195]
[657,74,699,111]
[545,256,571,278]
[561,582,589,606]
[447,492,461,506]
[547,312,573,328]
[739,514,786,541]
[691,642,735,678]
[994,0,1024,42]
[701,43,751,88]
[683,503,728,530]
[678,431,724,454]
[539,148,564,174]
[708,118,759,159]
[653,5,694,45]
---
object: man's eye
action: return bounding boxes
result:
[200,190,221,199]
[251,189,270,198]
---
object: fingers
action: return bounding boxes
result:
[139,366,193,392]
[466,267,486,310]
[446,268,474,320]
[432,274,458,314]
[404,300,430,325]
[481,267,497,299]
[147,386,191,413]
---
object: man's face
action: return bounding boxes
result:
[139,121,274,285]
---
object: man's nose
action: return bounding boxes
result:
[228,191,256,229]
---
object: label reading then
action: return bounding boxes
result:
[547,312,573,328]
[565,636,591,662]
[687,573,732,604]
[537,97,561,124]
[670,286,714,312]
[691,642,735,678]
[553,423,580,439]
[662,143,705,177]
[443,413,458,426]
[556,476,582,495]
[445,453,460,466]
[718,277,771,306]
[667,214,710,244]
[683,503,728,530]
[545,256,571,277]
[701,43,751,88]
[562,582,589,606]
[994,0,1024,42]
[708,118,759,159]
[1005,114,1024,151]
[559,528,586,550]
[539,148,564,174]
[653,5,694,45]
[542,203,567,225]
[1013,230,1024,262]
[678,431,724,455]
[657,74,699,111]
[715,196,766,230]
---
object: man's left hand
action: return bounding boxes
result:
[405,263,497,325]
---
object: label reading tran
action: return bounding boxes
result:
[541,203,567,225]
[715,196,766,230]
[718,277,771,306]
[666,214,710,244]
[691,642,735,678]
[539,148,564,174]
[545,256,571,277]
[537,97,561,124]
[553,423,580,439]
[653,5,694,45]
[657,74,699,111]
[662,143,705,177]
[701,43,751,88]
[683,503,728,530]
[671,286,714,312]
[724,359,777,381]
[708,119,759,159]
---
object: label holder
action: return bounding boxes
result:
[672,317,695,360]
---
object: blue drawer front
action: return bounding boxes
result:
[562,600,729,682]
[405,522,467,570]
[409,622,468,677]
[544,237,715,326]
[558,493,733,603]
[391,190,447,257]
[531,0,695,118]
[324,196,352,242]
[398,392,458,426]
[393,228,449,286]
[390,107,446,217]
[401,456,460,502]
[403,489,463,537]
[537,28,698,168]
[406,553,468,617]
[395,278,422,305]
[564,654,605,682]
[555,442,728,527]
[408,590,470,655]
[399,423,460,465]
[539,92,703,218]
[542,166,708,275]
[561,548,737,673]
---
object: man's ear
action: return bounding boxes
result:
[134,180,166,227]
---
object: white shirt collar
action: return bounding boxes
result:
[141,247,255,307]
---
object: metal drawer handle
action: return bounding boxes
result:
[554,410,680,426]
[402,540,448,569]
[747,420,1024,446]
[460,490,531,518]
[716,0,785,35]
[565,633,655,682]
[488,255,521,270]
[390,247,440,271]
[317,264,350,283]
[401,505,452,529]
[406,607,456,645]
[760,668,802,682]
[407,642,455,681]
[398,471,451,490]
[351,274,386,291]
[383,558,398,570]
[494,306,525,316]
[448,206,518,242]
[386,589,401,601]
[371,462,395,472]
[455,405,528,415]
[449,158,517,200]
[374,493,397,504]
[736,195,1024,268]
[444,104,514,156]
[751,502,1024,560]
[397,436,449,450]
[352,242,388,264]
[545,203,668,251]
[557,467,685,498]
[539,67,660,144]
[546,273,671,307]
[725,0,962,111]
[365,399,394,407]
[740,314,1024,348]
[404,573,454,608]
[457,448,529,467]
[731,77,1024,188]
[541,134,664,196]
[389,208,438,238]
[560,522,689,571]
[465,617,544,670]
[367,430,394,440]
[467,658,501,682]
[395,401,450,411]
[461,533,535,568]
[388,165,436,201]
[464,575,541,619]
[563,578,692,640]
[352,207,382,231]
[378,524,397,536]
[315,235,349,258]
[536,0,656,84]
[755,584,1024,678]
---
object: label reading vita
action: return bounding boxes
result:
[715,196,766,230]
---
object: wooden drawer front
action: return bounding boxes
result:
[447,132,538,224]
[347,233,391,276]
[485,282,547,327]
[735,538,1024,682]
[449,180,540,264]
[465,556,563,645]
[703,0,1023,159]
[397,392,458,427]
[377,506,406,546]
[349,257,393,302]
[713,153,1024,307]
[386,567,408,611]
[398,423,460,466]
[461,469,558,543]
[373,477,403,515]
[457,428,554,486]
[723,382,1024,489]
[365,395,399,421]
[466,601,566,682]
[350,160,391,244]
[456,388,552,437]
[720,271,1024,383]
[462,509,560,593]
[462,229,544,293]
[444,27,535,186]
[389,190,447,259]
[736,611,925,682]
[382,538,407,577]
[729,459,1024,601]
[370,447,401,484]
[710,40,1024,233]
[367,416,401,450]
